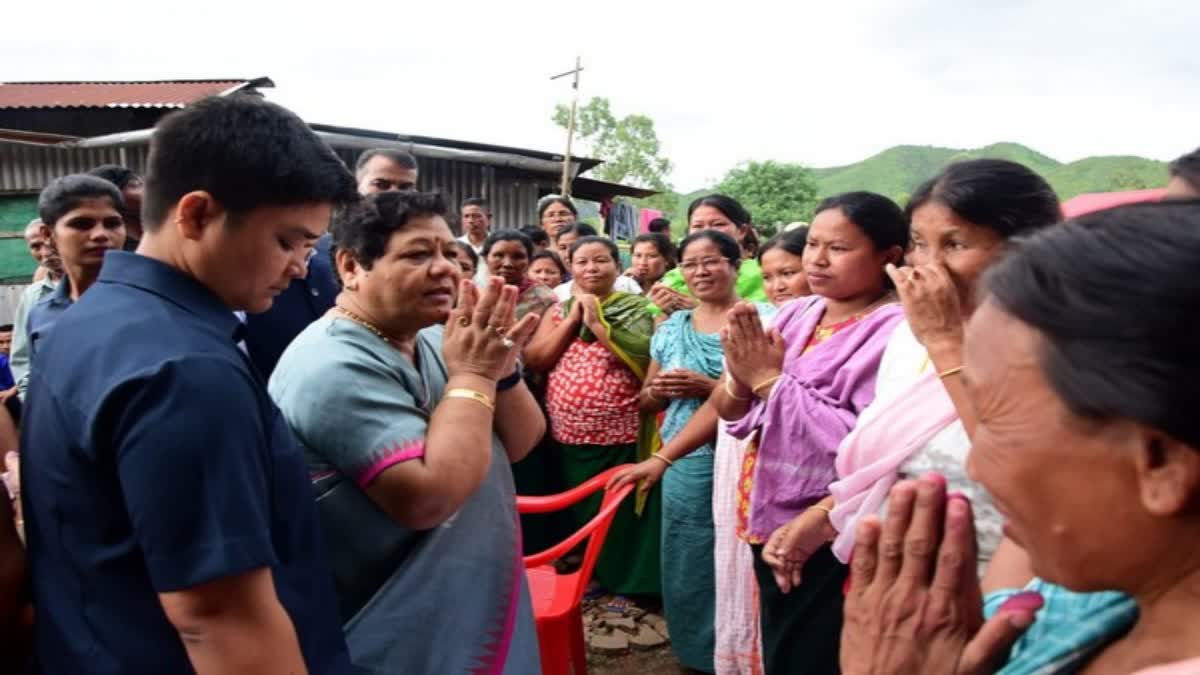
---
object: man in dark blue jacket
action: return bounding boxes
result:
[243,148,419,376]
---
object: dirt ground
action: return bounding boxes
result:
[589,644,691,675]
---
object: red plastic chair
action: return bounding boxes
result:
[517,464,636,675]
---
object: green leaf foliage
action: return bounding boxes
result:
[553,97,673,192]
[713,161,819,237]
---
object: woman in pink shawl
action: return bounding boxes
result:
[713,192,908,675]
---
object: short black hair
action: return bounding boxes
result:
[86,164,139,190]
[454,240,479,270]
[333,191,449,271]
[0,324,13,333]
[687,194,752,230]
[758,227,808,263]
[538,195,578,219]
[983,200,1200,448]
[530,250,568,277]
[520,225,550,247]
[143,95,357,230]
[907,159,1061,240]
[483,230,534,258]
[632,233,677,266]
[678,229,741,266]
[647,217,671,234]
[1168,147,1200,193]
[38,174,124,226]
[555,222,597,240]
[355,149,419,177]
[462,197,490,210]
[568,235,621,268]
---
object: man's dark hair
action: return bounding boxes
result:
[1169,147,1200,194]
[334,191,448,271]
[647,217,671,234]
[142,95,357,230]
[38,174,124,226]
[462,197,490,211]
[87,164,139,190]
[0,324,13,333]
[355,149,419,177]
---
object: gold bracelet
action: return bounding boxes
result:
[808,504,833,517]
[646,389,660,402]
[651,453,674,467]
[444,388,495,412]
[724,374,750,401]
[938,366,964,379]
[751,374,782,398]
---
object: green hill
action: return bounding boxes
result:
[812,143,1166,203]
[647,143,1166,232]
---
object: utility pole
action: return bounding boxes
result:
[550,56,583,198]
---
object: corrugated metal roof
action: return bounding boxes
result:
[0,78,273,110]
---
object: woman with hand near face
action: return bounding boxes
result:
[840,201,1200,675]
[712,191,908,674]
[812,161,1061,599]
[525,236,662,597]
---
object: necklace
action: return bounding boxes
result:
[335,306,403,349]
[812,292,895,342]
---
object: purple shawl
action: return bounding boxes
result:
[726,296,904,540]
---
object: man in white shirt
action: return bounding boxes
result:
[457,197,492,285]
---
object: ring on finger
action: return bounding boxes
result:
[500,336,515,349]
[457,316,470,327]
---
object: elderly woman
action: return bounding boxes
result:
[773,160,1062,591]
[714,191,908,674]
[841,200,1200,675]
[538,195,578,242]
[269,191,545,673]
[526,235,661,597]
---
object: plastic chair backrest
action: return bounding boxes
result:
[517,464,636,605]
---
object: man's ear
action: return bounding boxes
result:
[174,191,228,241]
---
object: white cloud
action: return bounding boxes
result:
[3,0,1195,190]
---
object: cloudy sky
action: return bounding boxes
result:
[4,0,1196,190]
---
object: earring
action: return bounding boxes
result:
[347,282,358,291]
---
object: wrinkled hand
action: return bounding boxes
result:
[840,475,1042,675]
[606,457,668,496]
[886,263,965,354]
[761,507,834,594]
[720,302,785,389]
[650,369,717,400]
[444,277,540,380]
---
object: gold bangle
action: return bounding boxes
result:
[646,389,660,402]
[724,375,750,401]
[651,453,674,467]
[938,366,964,379]
[444,388,495,412]
[808,504,833,517]
[751,374,782,398]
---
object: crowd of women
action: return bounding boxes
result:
[3,92,1199,675]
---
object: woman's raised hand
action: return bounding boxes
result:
[721,302,785,389]
[444,277,541,380]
